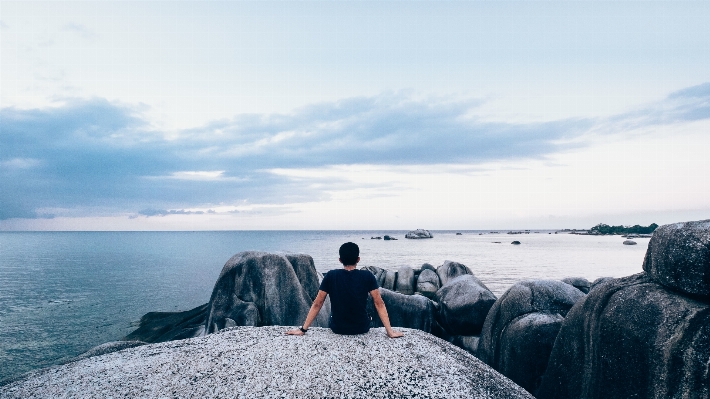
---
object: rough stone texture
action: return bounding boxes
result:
[395,265,416,295]
[405,229,434,239]
[70,341,147,362]
[382,270,397,291]
[362,266,387,287]
[435,275,497,336]
[285,254,322,300]
[478,280,585,394]
[416,269,441,298]
[591,277,614,290]
[204,252,330,334]
[421,263,437,273]
[125,303,209,343]
[450,335,480,356]
[1,327,534,399]
[437,260,473,287]
[561,277,591,294]
[496,312,565,394]
[642,219,710,298]
[367,288,437,334]
[536,273,710,399]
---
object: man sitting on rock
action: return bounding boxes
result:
[287,242,404,338]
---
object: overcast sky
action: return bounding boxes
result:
[1,1,709,230]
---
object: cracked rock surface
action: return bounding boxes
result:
[2,327,532,399]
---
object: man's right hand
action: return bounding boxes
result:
[387,329,404,338]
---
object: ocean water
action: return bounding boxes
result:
[0,230,650,382]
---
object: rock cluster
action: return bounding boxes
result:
[36,219,709,399]
[2,327,534,399]
[126,252,331,343]
[536,219,710,399]
[477,280,584,394]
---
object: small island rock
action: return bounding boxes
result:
[405,229,434,239]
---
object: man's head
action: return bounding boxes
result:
[339,242,360,266]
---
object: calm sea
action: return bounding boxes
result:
[0,230,649,382]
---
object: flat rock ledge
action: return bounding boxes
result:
[2,327,532,399]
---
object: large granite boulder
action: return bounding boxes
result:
[205,251,330,333]
[286,254,322,299]
[421,263,437,273]
[71,341,147,362]
[362,265,387,287]
[367,288,437,334]
[124,303,209,343]
[395,265,416,295]
[536,273,710,399]
[478,280,585,394]
[405,229,433,239]
[382,269,397,290]
[591,277,614,290]
[437,260,473,286]
[642,219,710,298]
[416,268,441,298]
[450,335,480,356]
[2,327,534,399]
[436,275,497,335]
[561,277,591,294]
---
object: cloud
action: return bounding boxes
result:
[138,209,205,217]
[62,23,95,39]
[1,86,709,220]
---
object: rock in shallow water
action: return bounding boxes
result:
[405,229,433,239]
[2,327,534,399]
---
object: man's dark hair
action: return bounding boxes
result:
[339,242,360,266]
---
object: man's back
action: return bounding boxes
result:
[320,268,378,334]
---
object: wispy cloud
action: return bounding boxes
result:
[62,23,95,39]
[1,85,709,221]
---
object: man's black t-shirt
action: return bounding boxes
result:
[319,268,378,335]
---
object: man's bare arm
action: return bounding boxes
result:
[286,290,328,336]
[370,289,404,338]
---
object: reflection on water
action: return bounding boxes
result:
[0,231,648,381]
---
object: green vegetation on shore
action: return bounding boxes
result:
[589,223,658,235]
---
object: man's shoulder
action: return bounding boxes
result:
[356,268,376,280]
[323,269,343,279]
